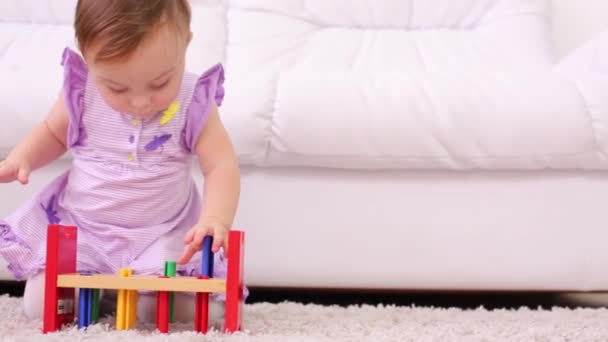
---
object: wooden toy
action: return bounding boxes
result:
[115,268,138,330]
[195,235,214,332]
[43,224,245,334]
[164,261,176,322]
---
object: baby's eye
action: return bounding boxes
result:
[107,86,128,94]
[150,80,170,90]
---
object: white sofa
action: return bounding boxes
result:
[2,0,608,292]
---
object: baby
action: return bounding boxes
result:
[0,0,241,323]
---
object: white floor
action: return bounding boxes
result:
[1,294,608,341]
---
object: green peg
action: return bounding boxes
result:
[91,289,100,323]
[164,261,177,322]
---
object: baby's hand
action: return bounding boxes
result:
[177,216,229,265]
[0,153,31,184]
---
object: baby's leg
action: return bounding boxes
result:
[23,272,77,319]
[23,272,46,319]
[23,272,109,320]
[136,292,225,325]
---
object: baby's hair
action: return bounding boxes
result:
[75,0,191,62]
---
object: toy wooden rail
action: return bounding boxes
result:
[57,274,228,293]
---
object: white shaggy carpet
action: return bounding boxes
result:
[2,294,608,341]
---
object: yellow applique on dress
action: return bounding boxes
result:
[160,102,180,126]
[128,153,135,161]
[132,119,139,126]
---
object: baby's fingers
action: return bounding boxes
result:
[0,161,16,183]
[191,227,212,249]
[17,165,31,185]
[177,244,197,265]
[211,227,227,253]
[183,228,195,244]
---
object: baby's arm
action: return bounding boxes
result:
[178,104,240,264]
[0,91,68,184]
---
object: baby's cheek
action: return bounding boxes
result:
[154,85,181,110]
[98,89,129,113]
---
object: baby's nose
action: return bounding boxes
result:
[130,95,151,111]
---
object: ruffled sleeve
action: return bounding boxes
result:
[60,47,88,147]
[182,63,225,152]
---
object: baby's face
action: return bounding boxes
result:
[85,25,190,119]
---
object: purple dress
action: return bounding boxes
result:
[0,48,230,288]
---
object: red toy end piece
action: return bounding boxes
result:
[43,225,77,333]
[195,276,210,333]
[156,276,170,333]
[224,230,244,333]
